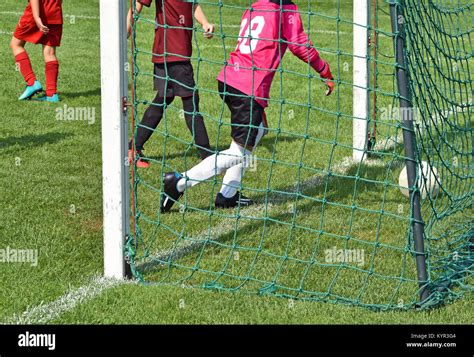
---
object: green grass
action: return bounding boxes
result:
[0,0,471,324]
[56,283,472,324]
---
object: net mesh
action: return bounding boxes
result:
[126,0,472,310]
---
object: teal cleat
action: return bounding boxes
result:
[34,93,60,103]
[18,80,43,100]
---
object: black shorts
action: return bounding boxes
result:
[154,61,196,98]
[218,81,264,148]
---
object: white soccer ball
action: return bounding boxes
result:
[398,161,440,199]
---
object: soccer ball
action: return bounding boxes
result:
[398,161,440,199]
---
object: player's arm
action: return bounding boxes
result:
[194,4,214,39]
[283,12,334,96]
[31,0,49,34]
[127,1,144,38]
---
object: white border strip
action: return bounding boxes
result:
[0,155,389,324]
[2,276,130,325]
[138,155,389,270]
[0,11,100,20]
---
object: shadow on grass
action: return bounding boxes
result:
[61,88,101,99]
[137,160,402,274]
[257,134,301,153]
[243,159,401,207]
[0,132,73,151]
[141,134,304,163]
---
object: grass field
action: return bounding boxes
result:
[0,0,472,324]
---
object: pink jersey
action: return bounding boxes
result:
[217,0,325,108]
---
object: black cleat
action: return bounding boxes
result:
[215,192,254,209]
[160,172,183,213]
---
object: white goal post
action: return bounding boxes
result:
[353,0,370,161]
[100,0,371,279]
[100,0,130,279]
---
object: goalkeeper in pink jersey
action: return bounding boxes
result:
[160,0,334,212]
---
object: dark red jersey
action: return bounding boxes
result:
[22,0,63,25]
[139,0,194,63]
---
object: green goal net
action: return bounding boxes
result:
[127,0,472,310]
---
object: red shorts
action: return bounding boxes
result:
[13,16,62,47]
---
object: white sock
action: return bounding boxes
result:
[219,123,266,198]
[177,141,249,193]
[254,122,267,147]
[219,163,244,198]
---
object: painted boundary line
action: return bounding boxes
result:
[0,11,346,35]
[138,155,390,271]
[1,275,132,324]
[1,154,387,325]
[0,11,99,20]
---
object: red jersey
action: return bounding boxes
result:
[217,0,325,108]
[22,0,63,25]
[139,0,194,63]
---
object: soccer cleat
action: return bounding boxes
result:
[34,93,60,103]
[128,149,150,168]
[215,192,254,209]
[160,172,184,213]
[18,80,43,100]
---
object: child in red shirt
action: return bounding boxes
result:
[10,0,63,102]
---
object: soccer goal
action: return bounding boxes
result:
[101,0,473,309]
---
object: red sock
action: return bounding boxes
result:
[45,60,59,97]
[15,52,36,86]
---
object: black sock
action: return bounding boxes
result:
[129,94,174,151]
[182,94,211,159]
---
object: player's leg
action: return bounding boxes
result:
[11,36,42,100]
[169,61,212,160]
[10,36,26,57]
[128,63,176,168]
[128,93,175,168]
[215,84,265,207]
[34,24,63,102]
[217,119,267,208]
[39,45,60,102]
[160,82,263,212]
[181,94,212,160]
[161,139,251,212]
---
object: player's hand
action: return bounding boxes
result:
[319,62,335,96]
[202,23,214,39]
[325,80,335,96]
[34,18,49,34]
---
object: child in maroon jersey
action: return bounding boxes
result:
[11,0,63,102]
[127,0,215,168]
[160,0,335,211]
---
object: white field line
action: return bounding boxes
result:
[0,10,343,35]
[0,11,345,35]
[1,155,368,324]
[0,6,467,322]
[2,275,132,325]
[138,155,387,270]
[0,11,99,20]
[0,155,389,321]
